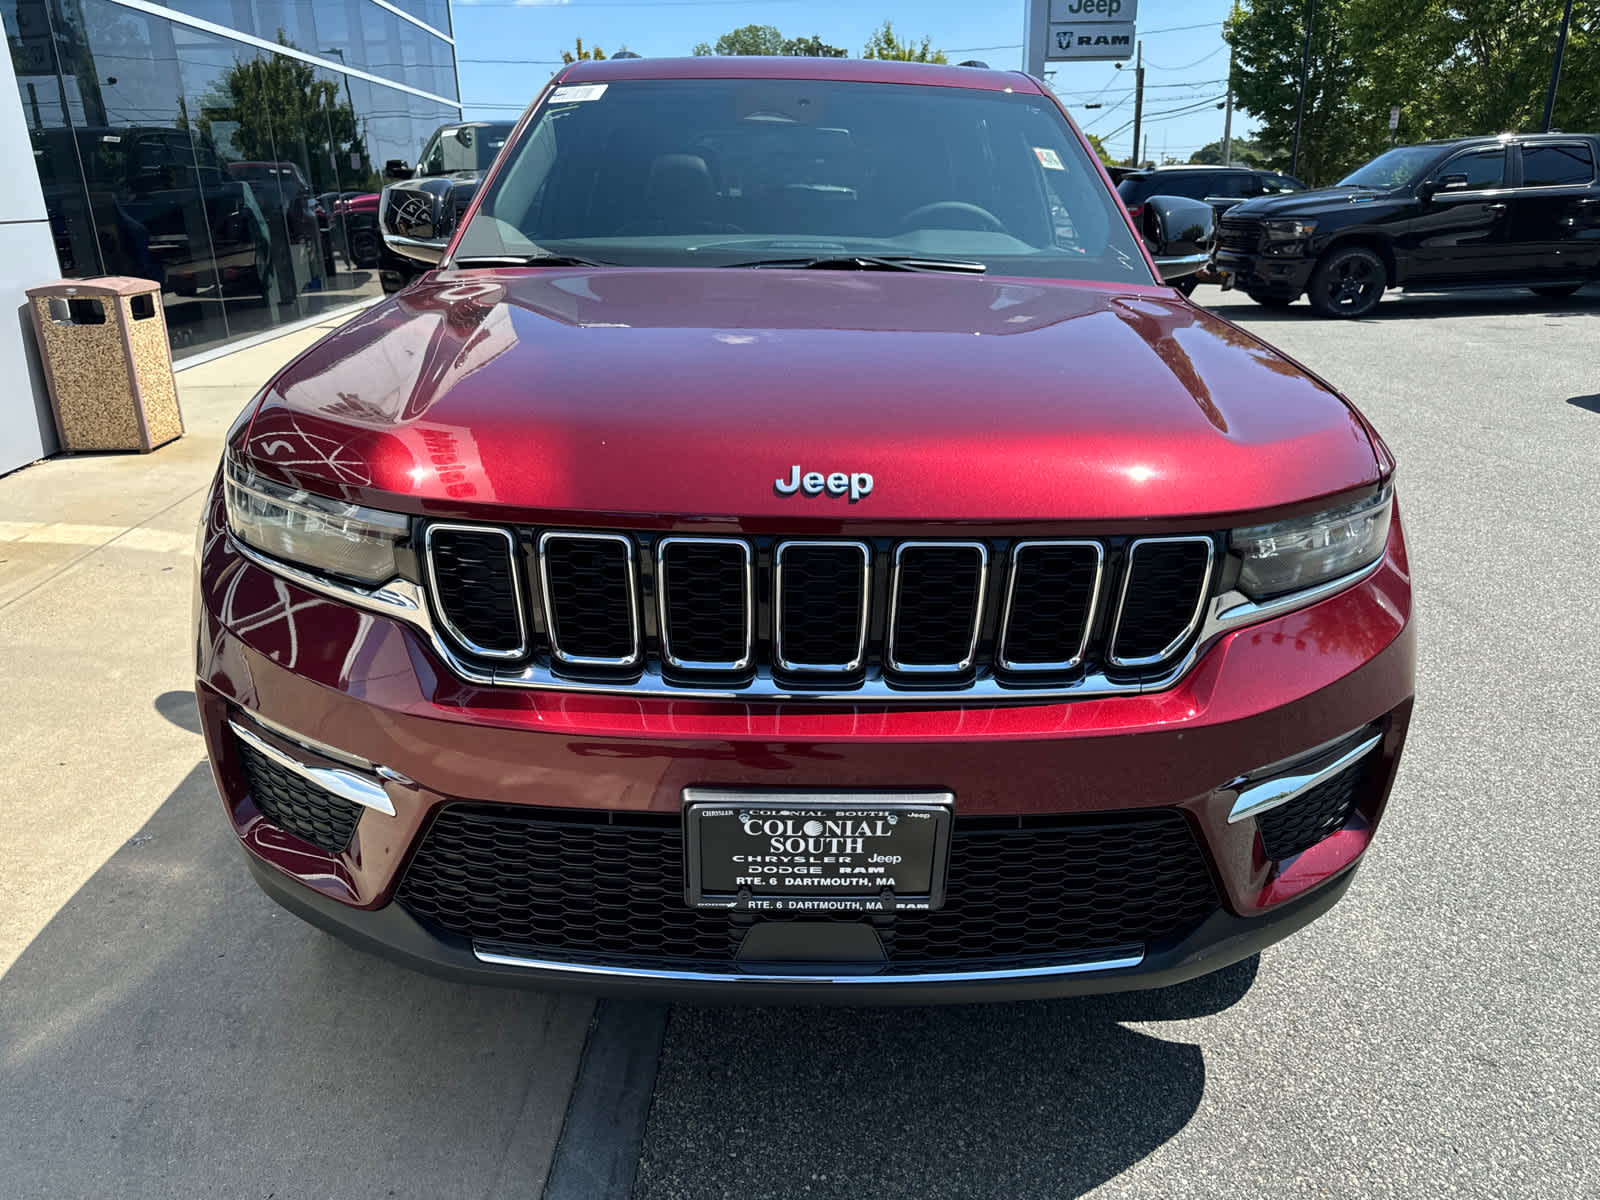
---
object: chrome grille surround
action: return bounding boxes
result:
[1108,536,1216,668]
[654,536,755,672]
[997,539,1104,673]
[423,522,529,661]
[537,531,642,669]
[886,541,989,675]
[771,540,871,674]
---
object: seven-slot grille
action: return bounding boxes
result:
[424,526,1218,694]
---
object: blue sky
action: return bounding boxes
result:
[451,0,1255,163]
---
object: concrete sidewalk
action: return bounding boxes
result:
[0,315,590,1199]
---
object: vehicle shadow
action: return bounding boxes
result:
[1202,284,1600,324]
[0,763,593,1200]
[1567,394,1600,414]
[634,954,1258,1199]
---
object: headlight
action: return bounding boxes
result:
[1263,218,1318,238]
[1231,484,1392,600]
[224,457,408,585]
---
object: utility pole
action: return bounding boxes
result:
[1129,41,1144,167]
[1289,0,1316,178]
[1541,0,1575,132]
[1221,44,1234,164]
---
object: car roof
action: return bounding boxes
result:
[1124,164,1278,176]
[560,55,1042,95]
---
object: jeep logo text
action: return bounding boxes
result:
[775,466,874,502]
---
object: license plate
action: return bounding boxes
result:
[683,790,953,914]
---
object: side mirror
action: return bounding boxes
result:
[1141,194,1215,282]
[1421,172,1468,200]
[384,159,412,180]
[379,178,456,265]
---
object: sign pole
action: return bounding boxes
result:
[1129,41,1143,167]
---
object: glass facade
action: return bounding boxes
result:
[4,0,459,358]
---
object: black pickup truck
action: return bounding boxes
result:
[1213,133,1600,317]
[379,121,515,292]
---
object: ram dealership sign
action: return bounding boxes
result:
[1026,0,1139,71]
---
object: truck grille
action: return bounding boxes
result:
[1218,215,1263,253]
[396,804,1222,971]
[423,526,1218,698]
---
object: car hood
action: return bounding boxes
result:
[242,268,1380,524]
[1229,187,1400,218]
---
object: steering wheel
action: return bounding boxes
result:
[899,201,1008,233]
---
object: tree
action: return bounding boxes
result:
[692,24,846,56]
[1226,1,1600,186]
[785,34,848,58]
[195,38,362,194]
[561,38,605,64]
[1085,132,1115,167]
[1188,137,1270,166]
[862,21,948,64]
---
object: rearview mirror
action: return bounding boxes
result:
[1141,195,1215,282]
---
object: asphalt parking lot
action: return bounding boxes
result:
[2,284,1597,1199]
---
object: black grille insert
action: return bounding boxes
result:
[396,804,1222,971]
[1218,216,1263,253]
[658,539,751,670]
[540,533,639,667]
[889,543,987,672]
[774,542,869,672]
[1111,538,1213,666]
[426,526,525,658]
[237,738,361,853]
[1001,542,1102,670]
[1258,760,1365,860]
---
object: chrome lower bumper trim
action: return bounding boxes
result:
[229,718,399,817]
[470,944,1145,985]
[1226,731,1384,824]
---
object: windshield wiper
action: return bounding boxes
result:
[723,254,988,274]
[453,253,614,268]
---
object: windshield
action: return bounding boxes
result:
[1338,145,1447,190]
[453,78,1150,283]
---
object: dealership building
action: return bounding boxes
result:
[1,0,463,472]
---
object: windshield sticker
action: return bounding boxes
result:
[550,84,607,103]
[1034,147,1066,170]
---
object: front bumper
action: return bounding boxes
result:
[197,485,1415,1000]
[1213,249,1317,298]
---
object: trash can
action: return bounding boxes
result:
[26,276,184,453]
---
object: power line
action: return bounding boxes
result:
[1142,44,1227,72]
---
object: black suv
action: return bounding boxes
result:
[1213,133,1600,317]
[379,121,515,292]
[1116,164,1306,220]
[1118,166,1304,292]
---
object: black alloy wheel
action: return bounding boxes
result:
[1308,246,1387,318]
[1529,283,1583,298]
[1246,291,1295,309]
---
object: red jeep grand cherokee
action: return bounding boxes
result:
[195,58,1413,1002]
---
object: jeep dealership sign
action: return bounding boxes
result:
[1025,0,1138,72]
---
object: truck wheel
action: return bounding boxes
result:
[1529,283,1582,298]
[1246,291,1295,309]
[1308,246,1387,318]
